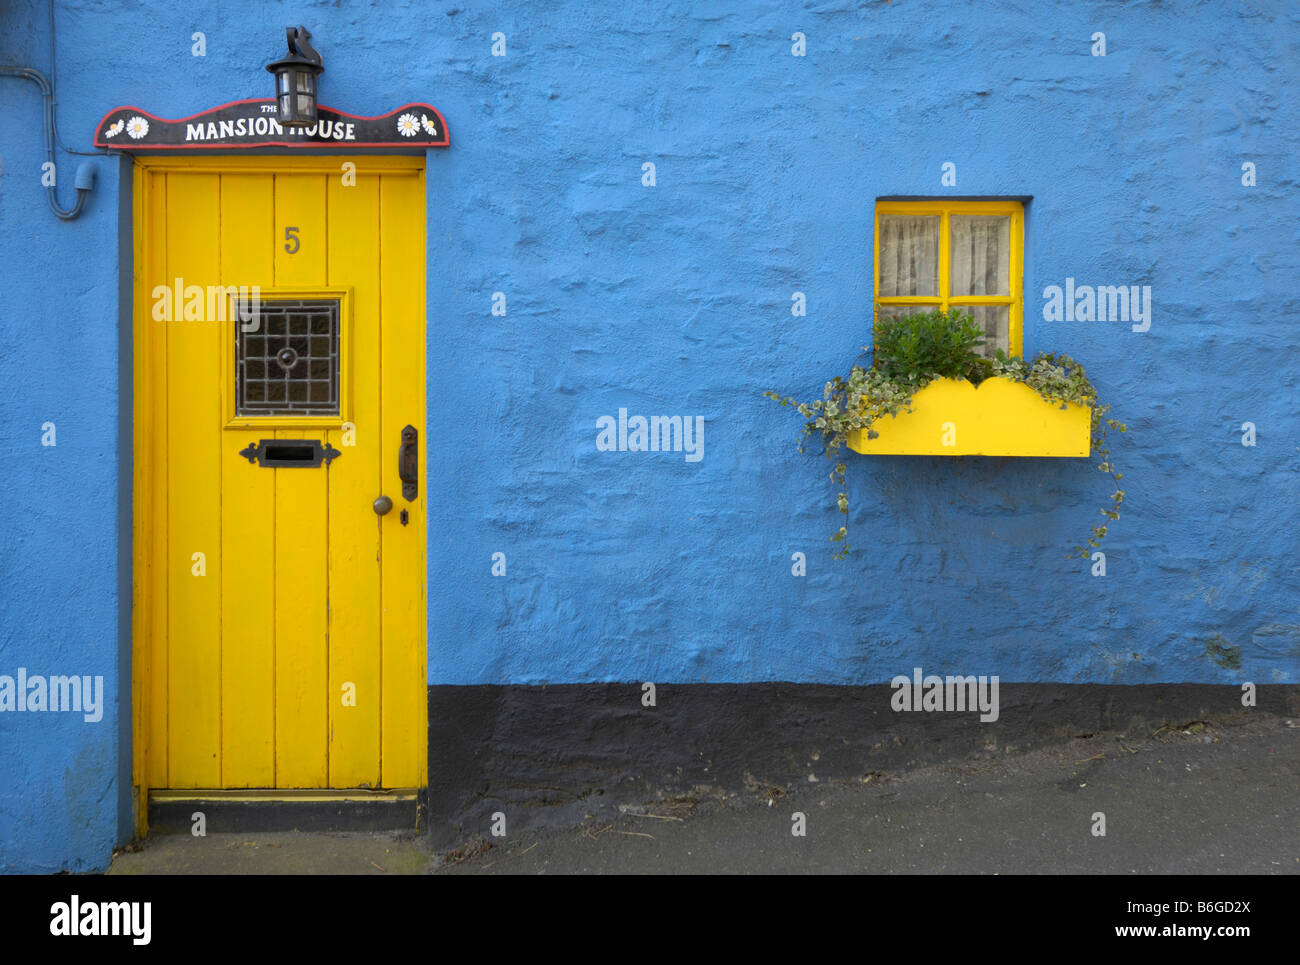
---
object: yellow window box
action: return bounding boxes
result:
[845,377,1091,457]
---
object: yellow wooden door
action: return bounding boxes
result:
[132,156,426,800]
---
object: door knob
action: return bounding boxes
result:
[373,495,393,516]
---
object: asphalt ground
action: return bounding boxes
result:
[106,713,1298,875]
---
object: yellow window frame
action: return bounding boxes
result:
[874,199,1025,357]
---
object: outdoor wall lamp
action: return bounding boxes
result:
[266,26,323,128]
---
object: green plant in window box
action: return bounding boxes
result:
[765,309,1126,560]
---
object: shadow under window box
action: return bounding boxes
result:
[845,376,1091,457]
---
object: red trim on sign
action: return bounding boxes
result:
[93,99,450,149]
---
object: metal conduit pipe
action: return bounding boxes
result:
[0,65,96,220]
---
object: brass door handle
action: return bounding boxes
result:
[373,495,393,516]
[399,425,418,501]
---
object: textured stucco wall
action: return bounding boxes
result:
[1,0,1297,871]
[424,0,1300,685]
[0,3,127,872]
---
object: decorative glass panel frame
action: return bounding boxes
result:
[221,287,352,429]
[873,200,1024,358]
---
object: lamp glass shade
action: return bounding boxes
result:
[266,28,323,128]
[269,65,317,126]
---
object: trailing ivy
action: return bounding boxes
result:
[765,310,1126,560]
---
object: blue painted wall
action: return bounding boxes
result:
[1,0,1297,870]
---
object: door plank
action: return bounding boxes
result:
[164,172,223,788]
[219,172,277,787]
[326,174,382,787]
[272,174,330,787]
[378,172,428,788]
[143,169,169,789]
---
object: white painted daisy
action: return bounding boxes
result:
[104,119,125,138]
[126,116,149,139]
[420,114,437,136]
[397,113,419,137]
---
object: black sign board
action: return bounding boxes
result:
[94,98,448,150]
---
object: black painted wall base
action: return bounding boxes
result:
[426,683,1299,849]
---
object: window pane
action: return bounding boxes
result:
[878,216,939,296]
[957,305,1010,357]
[875,303,940,321]
[236,298,340,416]
[950,215,1010,296]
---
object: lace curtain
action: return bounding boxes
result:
[950,216,1009,296]
[879,215,939,296]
